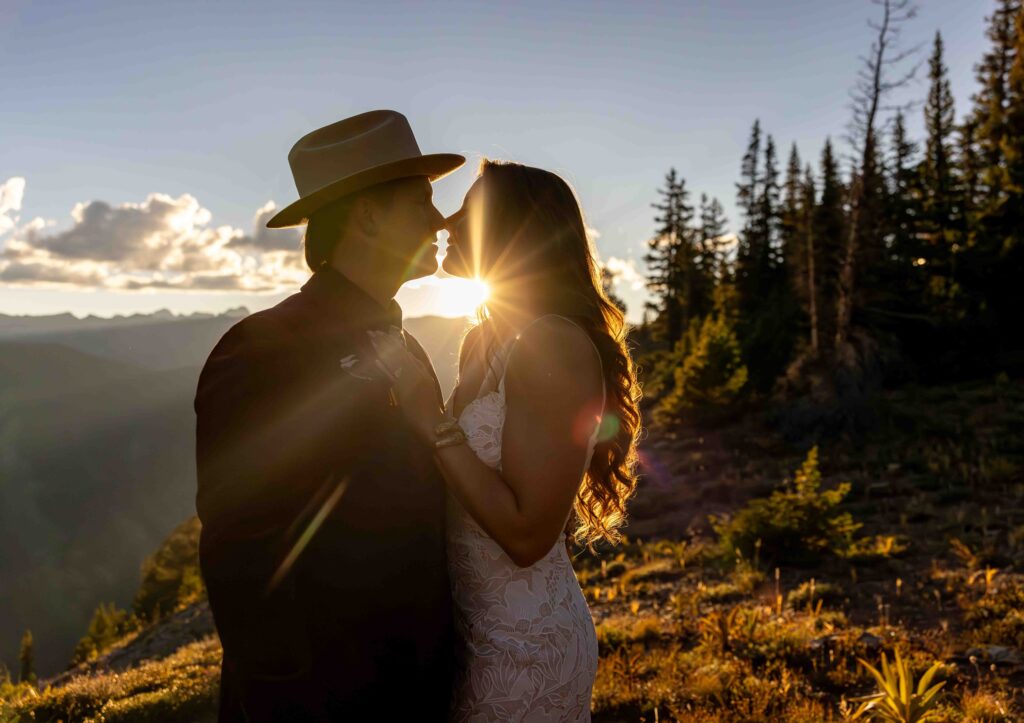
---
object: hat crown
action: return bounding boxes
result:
[288,110,423,197]
[266,109,463,228]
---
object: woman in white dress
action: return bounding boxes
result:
[381,160,642,722]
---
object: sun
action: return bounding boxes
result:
[396,276,490,318]
[436,277,489,317]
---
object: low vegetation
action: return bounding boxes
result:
[1,378,1022,722]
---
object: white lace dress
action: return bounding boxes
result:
[445,317,604,722]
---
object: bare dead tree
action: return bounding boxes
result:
[834,0,920,353]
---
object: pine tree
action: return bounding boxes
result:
[781,144,805,290]
[736,120,762,231]
[781,143,804,248]
[655,286,748,418]
[801,165,820,355]
[813,139,846,355]
[735,121,762,300]
[888,111,922,268]
[600,266,628,316]
[971,0,1020,211]
[758,135,783,271]
[72,602,137,665]
[134,516,204,622]
[990,5,1024,337]
[921,31,961,278]
[963,0,1023,340]
[782,144,812,348]
[18,629,35,686]
[689,193,720,319]
[735,129,796,390]
[698,193,730,282]
[959,118,981,234]
[645,168,696,345]
[737,132,783,304]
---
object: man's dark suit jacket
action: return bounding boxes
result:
[195,267,454,721]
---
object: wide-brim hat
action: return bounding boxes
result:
[266,110,465,228]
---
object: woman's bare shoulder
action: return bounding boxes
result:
[507,316,601,397]
[458,322,485,362]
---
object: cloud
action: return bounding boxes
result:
[715,232,739,254]
[602,256,645,290]
[0,177,26,236]
[228,201,303,251]
[0,182,308,292]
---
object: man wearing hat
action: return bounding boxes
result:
[195,110,464,721]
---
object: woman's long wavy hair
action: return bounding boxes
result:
[470,159,642,548]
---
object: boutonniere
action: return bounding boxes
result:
[339,326,407,405]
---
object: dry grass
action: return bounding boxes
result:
[1,636,219,722]
[3,379,1022,722]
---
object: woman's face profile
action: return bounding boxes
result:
[443,176,487,279]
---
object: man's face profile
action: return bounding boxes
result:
[373,176,445,283]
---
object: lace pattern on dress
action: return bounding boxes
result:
[446,316,604,722]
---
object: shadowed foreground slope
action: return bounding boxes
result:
[3,378,1021,721]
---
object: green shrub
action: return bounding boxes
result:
[711,447,861,565]
[655,310,748,421]
[134,517,204,623]
[963,583,1024,648]
[786,580,842,609]
[595,615,665,652]
[71,602,140,665]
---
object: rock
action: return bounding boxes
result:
[809,634,837,651]
[963,645,1022,666]
[857,632,882,650]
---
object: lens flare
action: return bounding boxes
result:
[596,413,620,442]
[469,185,485,280]
[438,276,489,316]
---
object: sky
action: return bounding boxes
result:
[0,0,991,322]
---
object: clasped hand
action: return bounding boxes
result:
[368,329,444,439]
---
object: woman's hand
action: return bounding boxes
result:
[369,330,444,440]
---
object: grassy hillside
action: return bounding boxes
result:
[0,348,200,676]
[3,377,1020,721]
[0,311,468,678]
[0,342,149,403]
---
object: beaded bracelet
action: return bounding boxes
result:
[433,419,467,449]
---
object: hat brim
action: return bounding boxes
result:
[266,153,466,229]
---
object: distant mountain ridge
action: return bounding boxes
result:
[0,306,468,676]
[0,307,249,338]
[0,308,252,373]
[0,307,467,389]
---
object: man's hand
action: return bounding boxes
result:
[369,330,444,439]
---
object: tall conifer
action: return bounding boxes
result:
[814,139,846,351]
[990,5,1024,337]
[963,0,1022,339]
[698,194,730,283]
[922,31,960,268]
[645,168,695,345]
[802,165,820,355]
[694,193,728,314]
[781,143,805,285]
[18,630,35,685]
[735,120,762,306]
[972,0,1020,210]
[888,111,922,268]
